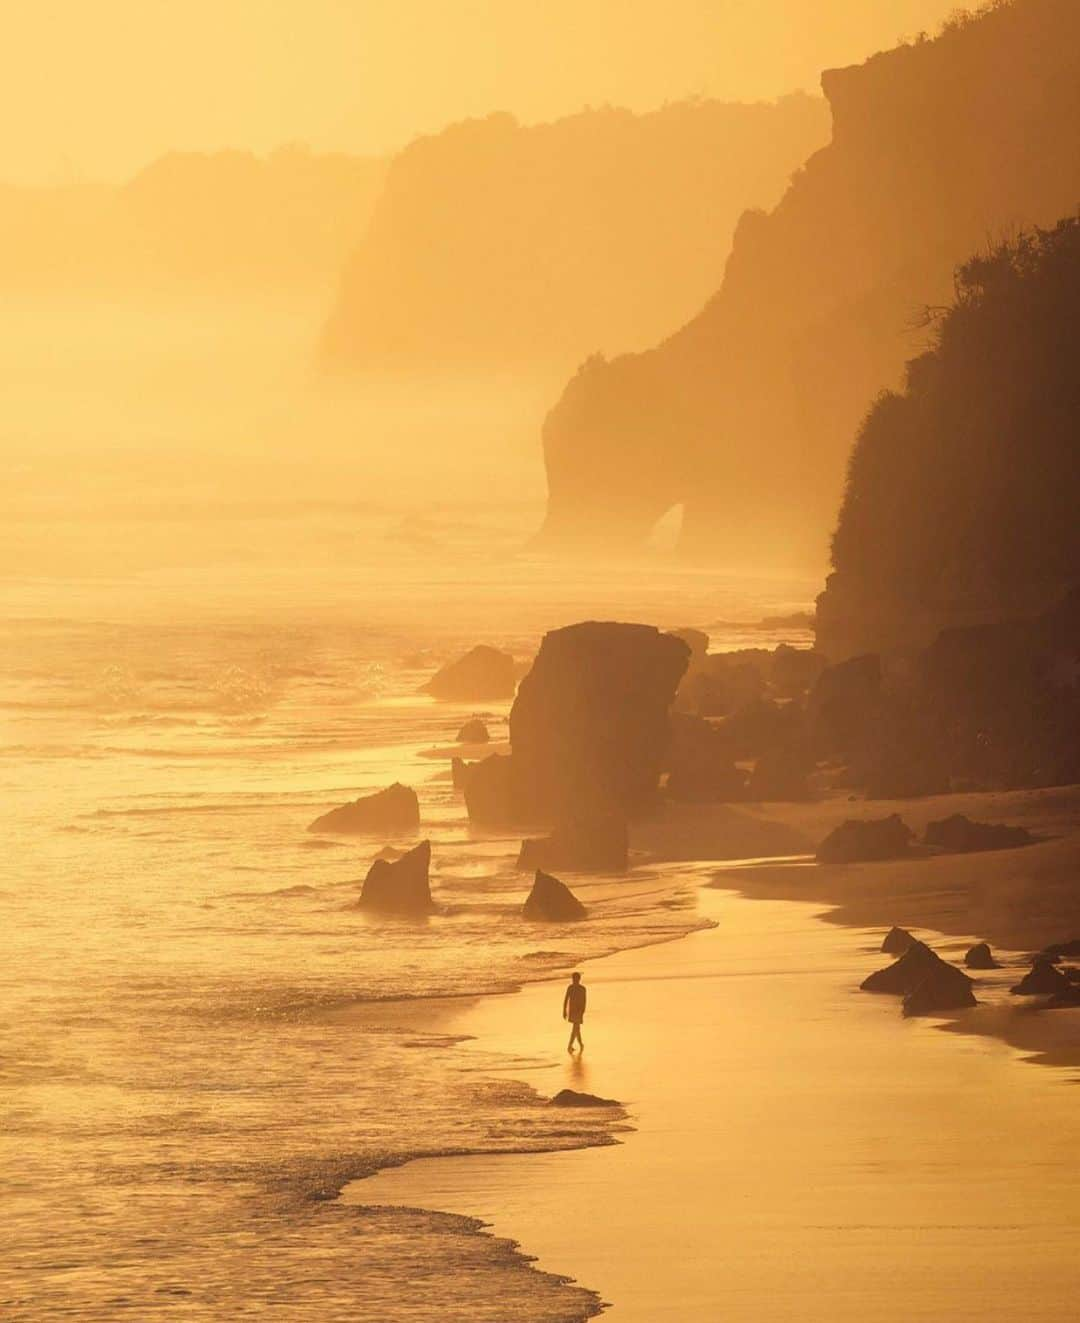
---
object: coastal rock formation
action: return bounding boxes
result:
[746,747,810,802]
[665,715,746,802]
[468,622,689,826]
[1043,939,1080,961]
[1011,958,1071,996]
[359,840,433,914]
[522,871,587,923]
[551,1089,620,1108]
[321,96,828,375]
[675,652,766,718]
[862,940,975,1016]
[881,927,915,956]
[424,646,517,701]
[807,654,881,756]
[924,815,1035,854]
[451,757,471,792]
[816,815,913,864]
[964,943,999,970]
[309,782,420,835]
[518,815,629,875]
[538,0,1080,566]
[456,718,490,744]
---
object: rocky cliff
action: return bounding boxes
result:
[538,0,1080,568]
[320,95,829,375]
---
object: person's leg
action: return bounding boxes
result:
[567,1023,576,1052]
[570,1022,583,1051]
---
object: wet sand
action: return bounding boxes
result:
[344,885,1080,1319]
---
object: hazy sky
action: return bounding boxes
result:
[5,0,963,183]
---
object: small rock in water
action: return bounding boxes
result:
[964,942,999,969]
[1011,957,1071,996]
[359,840,433,914]
[522,870,587,922]
[309,782,419,835]
[551,1088,620,1108]
[456,717,490,744]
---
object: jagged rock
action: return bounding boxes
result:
[924,815,1035,853]
[665,714,746,802]
[309,782,419,834]
[816,814,913,864]
[518,814,628,874]
[468,621,690,826]
[456,717,490,744]
[522,870,587,922]
[1043,938,1080,961]
[746,747,811,801]
[881,926,915,955]
[964,942,999,970]
[551,1089,620,1107]
[862,940,975,1015]
[807,654,881,755]
[424,645,516,701]
[1011,958,1071,996]
[359,840,433,914]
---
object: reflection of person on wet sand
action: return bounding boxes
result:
[563,971,586,1053]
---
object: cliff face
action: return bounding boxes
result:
[816,215,1080,661]
[539,0,1080,568]
[319,95,829,374]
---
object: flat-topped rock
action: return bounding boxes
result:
[924,814,1035,853]
[359,840,433,914]
[551,1088,620,1108]
[817,814,913,864]
[309,782,419,835]
[424,645,516,701]
[522,870,587,922]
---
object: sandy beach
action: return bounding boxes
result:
[345,789,1080,1320]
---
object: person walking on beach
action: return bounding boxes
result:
[563,971,587,1053]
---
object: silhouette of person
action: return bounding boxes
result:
[563,971,586,1053]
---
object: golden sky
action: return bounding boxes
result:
[4,0,963,182]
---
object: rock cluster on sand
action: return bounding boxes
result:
[424,645,517,701]
[309,782,420,834]
[924,815,1034,853]
[465,622,690,827]
[816,815,913,864]
[551,1089,620,1108]
[522,870,587,922]
[1011,957,1071,996]
[861,940,976,1017]
[881,926,915,955]
[964,942,999,970]
[456,717,490,743]
[518,814,628,874]
[359,840,433,914]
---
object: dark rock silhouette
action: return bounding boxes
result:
[321,96,828,376]
[518,815,629,875]
[676,652,766,718]
[807,654,881,756]
[456,718,490,743]
[925,815,1035,853]
[862,940,975,1015]
[451,756,471,791]
[770,645,826,698]
[715,697,804,761]
[359,840,433,914]
[817,815,913,864]
[551,1089,621,1108]
[538,0,1080,567]
[309,782,419,834]
[881,926,915,955]
[424,646,516,701]
[746,747,811,802]
[1042,938,1080,961]
[522,870,587,922]
[964,942,999,970]
[665,714,746,802]
[1011,958,1071,996]
[467,622,689,826]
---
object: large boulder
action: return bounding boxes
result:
[518,814,628,874]
[359,840,433,914]
[807,653,881,755]
[456,717,490,744]
[522,870,587,922]
[746,746,811,801]
[665,714,746,802]
[881,926,916,955]
[309,782,419,835]
[816,814,913,864]
[964,942,999,969]
[469,621,690,825]
[861,940,975,1015]
[924,814,1035,853]
[1011,957,1071,996]
[424,645,517,701]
